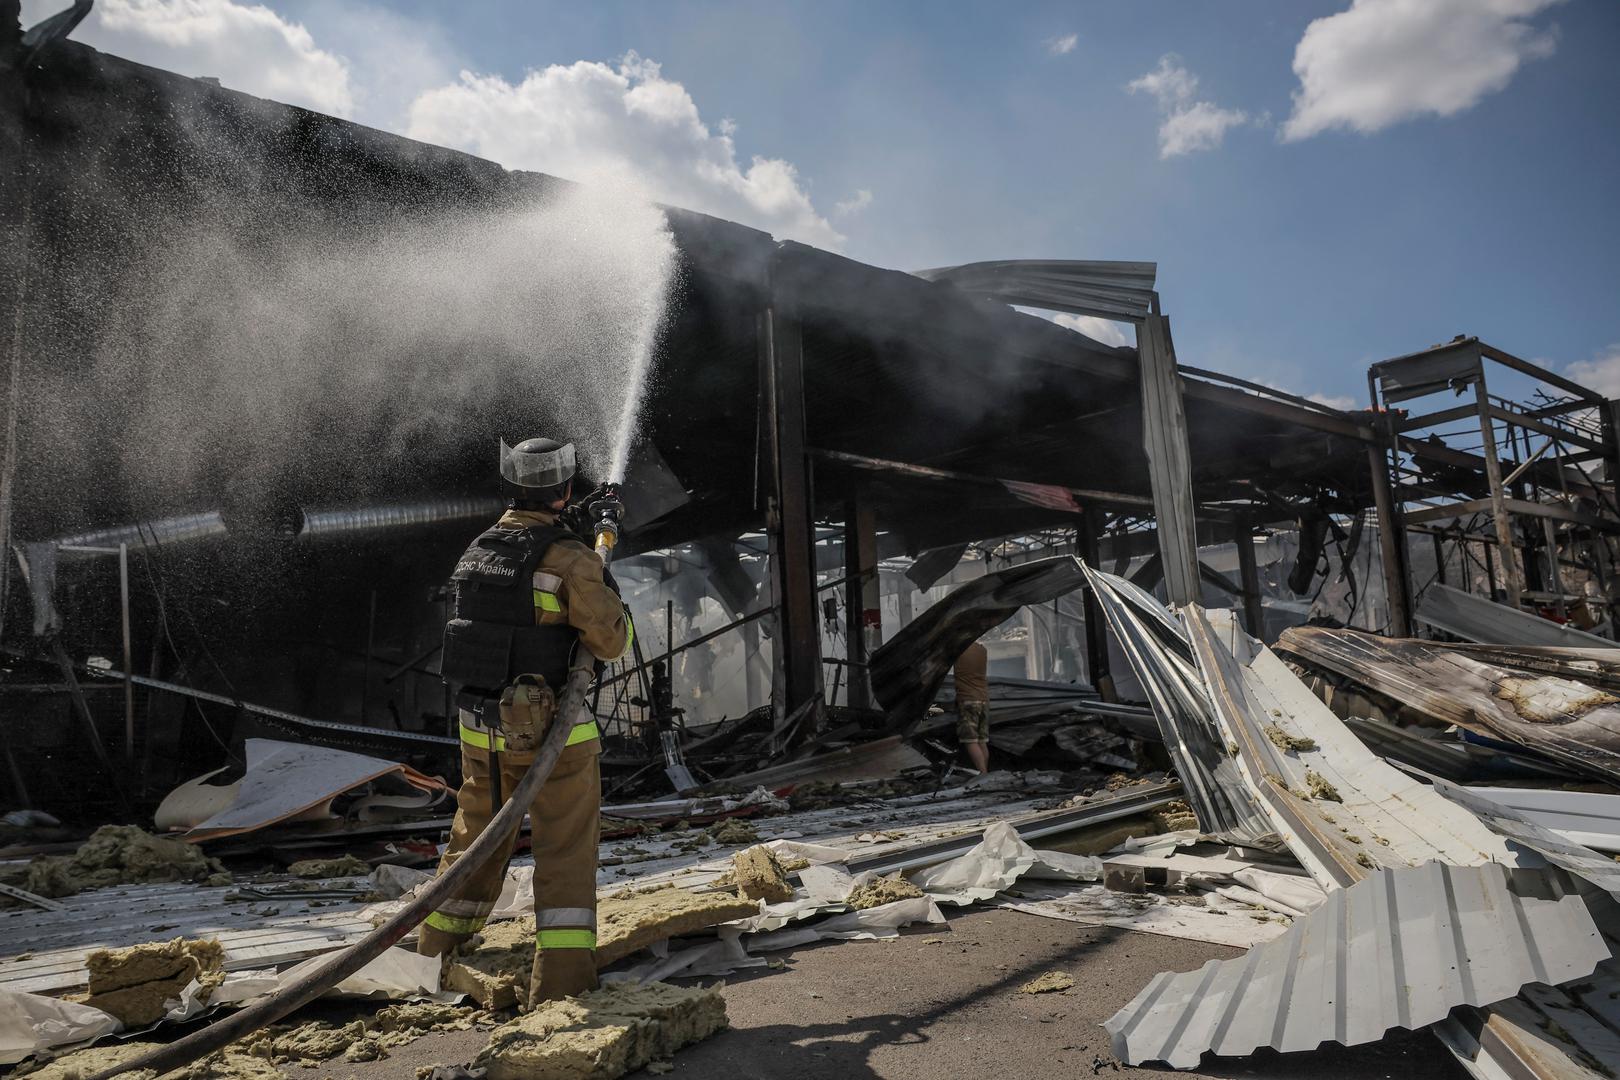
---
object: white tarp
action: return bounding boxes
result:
[186,739,447,841]
[0,989,118,1065]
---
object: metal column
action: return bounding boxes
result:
[1234,516,1265,639]
[842,492,878,710]
[1079,507,1114,698]
[1474,379,1523,609]
[1137,307,1200,605]
[119,542,134,759]
[758,304,823,737]
[1365,381,1414,638]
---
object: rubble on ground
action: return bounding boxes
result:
[446,887,758,1009]
[730,845,793,903]
[286,855,371,878]
[474,981,726,1080]
[1147,800,1199,832]
[598,817,654,839]
[16,1042,280,1080]
[84,937,225,1028]
[237,1002,487,1066]
[0,826,230,902]
[1018,972,1074,994]
[846,874,924,910]
[1262,724,1316,752]
[704,819,758,846]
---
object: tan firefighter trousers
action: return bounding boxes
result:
[417,677,602,1004]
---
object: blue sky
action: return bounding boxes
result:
[36,0,1620,409]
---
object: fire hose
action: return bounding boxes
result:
[88,652,598,1080]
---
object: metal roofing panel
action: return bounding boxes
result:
[1190,608,1521,878]
[1105,861,1606,1069]
[1417,583,1615,649]
[1458,785,1620,853]
[911,259,1157,322]
[1279,627,1620,786]
[1081,567,1278,848]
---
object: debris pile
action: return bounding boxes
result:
[84,937,225,1028]
[1082,564,1620,1075]
[730,845,793,903]
[237,1002,487,1066]
[704,819,758,846]
[1017,971,1074,994]
[286,855,371,879]
[846,874,924,910]
[445,886,757,1009]
[0,826,230,902]
[474,982,726,1080]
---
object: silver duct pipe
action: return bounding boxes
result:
[298,496,503,538]
[38,497,501,555]
[52,511,229,559]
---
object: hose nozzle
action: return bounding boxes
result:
[589,484,625,564]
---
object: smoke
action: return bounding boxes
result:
[89,174,677,512]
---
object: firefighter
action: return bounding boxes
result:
[953,640,991,774]
[418,436,632,1004]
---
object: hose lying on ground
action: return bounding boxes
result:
[88,653,597,1080]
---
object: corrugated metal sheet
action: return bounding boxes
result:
[1456,785,1620,854]
[1417,583,1614,649]
[0,881,377,995]
[911,259,1157,322]
[1105,861,1605,1069]
[1106,599,1620,1077]
[1424,777,1620,894]
[1189,608,1520,883]
[1081,567,1277,847]
[1280,627,1620,786]
[872,556,1089,726]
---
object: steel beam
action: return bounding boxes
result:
[842,490,878,709]
[1079,507,1114,698]
[1475,379,1524,608]
[1137,310,1200,605]
[758,304,823,737]
[1366,442,1413,637]
[1235,515,1264,639]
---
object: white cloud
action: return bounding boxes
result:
[834,189,874,217]
[1128,54,1250,159]
[1281,0,1563,141]
[406,52,844,249]
[1307,391,1359,411]
[1046,33,1079,56]
[1158,101,1251,158]
[1049,312,1133,348]
[61,0,354,117]
[1567,344,1620,398]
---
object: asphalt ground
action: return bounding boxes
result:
[315,906,1464,1080]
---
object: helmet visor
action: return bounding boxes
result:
[500,440,576,489]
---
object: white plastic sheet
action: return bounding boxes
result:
[0,988,118,1065]
[358,865,532,925]
[908,821,1101,905]
[165,946,455,1026]
[746,896,946,951]
[601,928,766,984]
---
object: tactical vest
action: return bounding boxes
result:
[441,522,578,694]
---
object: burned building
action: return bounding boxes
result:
[5,11,1618,824]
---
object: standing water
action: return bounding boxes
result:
[87,177,678,508]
